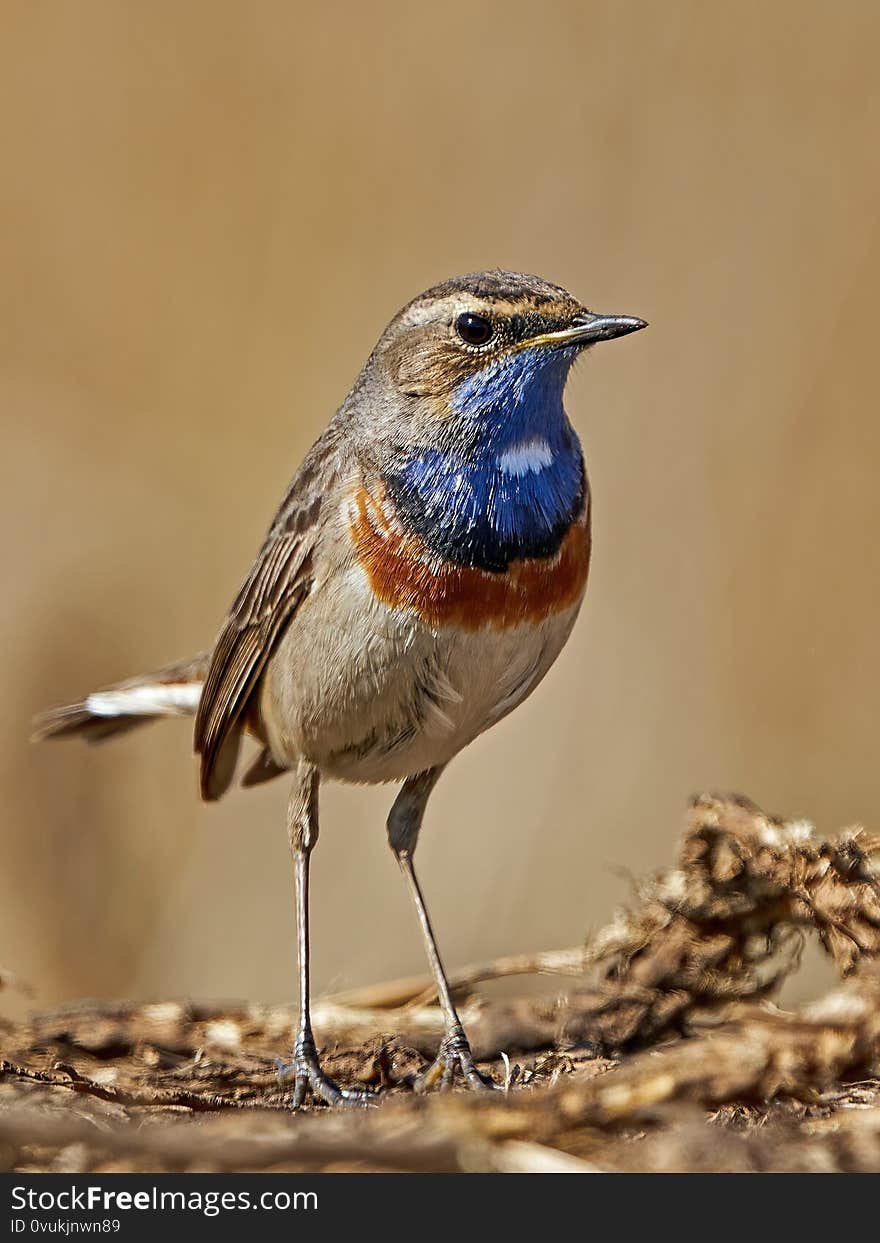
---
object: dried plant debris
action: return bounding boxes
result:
[314,791,880,1054]
[1,792,879,1173]
[558,790,880,1047]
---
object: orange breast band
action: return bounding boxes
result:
[348,484,590,631]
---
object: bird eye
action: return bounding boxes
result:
[455,312,493,345]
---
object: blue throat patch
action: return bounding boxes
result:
[384,347,585,572]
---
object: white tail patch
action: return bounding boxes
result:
[85,683,203,718]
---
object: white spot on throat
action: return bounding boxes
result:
[497,437,555,477]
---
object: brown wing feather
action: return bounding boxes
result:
[194,433,340,801]
[194,538,312,800]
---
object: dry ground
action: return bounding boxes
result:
[3,792,880,1173]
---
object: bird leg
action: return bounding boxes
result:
[278,762,373,1108]
[387,768,497,1093]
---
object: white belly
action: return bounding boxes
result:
[260,562,583,784]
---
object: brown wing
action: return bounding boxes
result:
[194,433,340,800]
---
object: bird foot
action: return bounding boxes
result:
[413,1029,499,1094]
[277,1035,375,1110]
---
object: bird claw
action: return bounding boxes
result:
[412,1029,499,1094]
[276,1040,376,1110]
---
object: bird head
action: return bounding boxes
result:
[353,270,645,454]
[388,270,643,387]
[345,271,646,570]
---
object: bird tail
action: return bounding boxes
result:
[31,652,210,744]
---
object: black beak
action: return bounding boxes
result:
[568,312,648,344]
[518,310,648,353]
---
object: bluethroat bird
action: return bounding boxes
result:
[33,271,646,1106]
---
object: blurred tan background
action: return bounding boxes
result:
[2,1,879,1019]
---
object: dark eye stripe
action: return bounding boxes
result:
[455,313,493,345]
